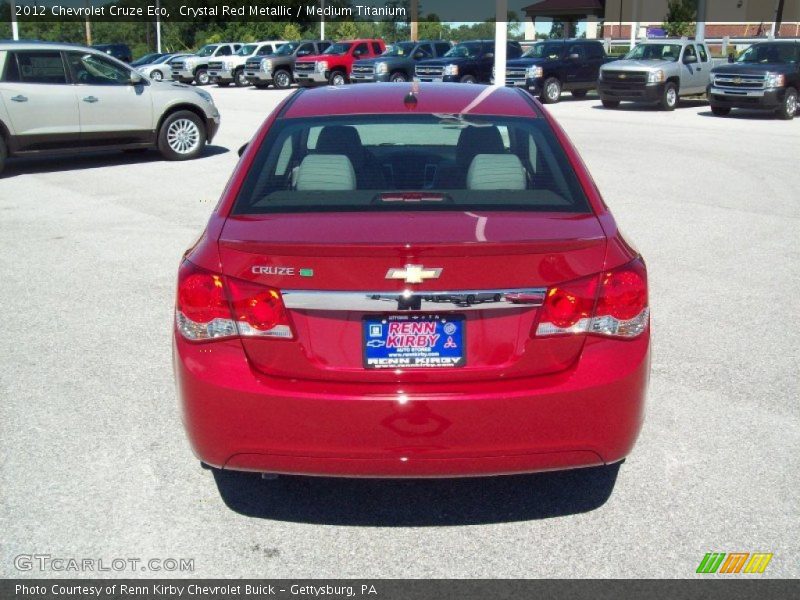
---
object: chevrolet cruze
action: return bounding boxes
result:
[174,83,650,478]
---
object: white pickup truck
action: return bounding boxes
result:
[598,39,723,110]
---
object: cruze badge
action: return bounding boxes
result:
[385,265,442,284]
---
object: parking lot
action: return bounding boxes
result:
[1,85,798,578]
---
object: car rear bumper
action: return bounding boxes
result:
[708,86,785,110]
[599,81,664,102]
[206,115,220,143]
[175,332,649,477]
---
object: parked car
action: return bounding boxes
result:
[351,40,452,83]
[92,43,132,63]
[173,83,650,479]
[208,41,286,87]
[245,40,331,89]
[293,39,386,86]
[598,39,720,110]
[709,40,800,120]
[415,40,523,84]
[131,52,166,67]
[137,53,191,81]
[0,41,220,175]
[171,43,242,85]
[501,39,616,103]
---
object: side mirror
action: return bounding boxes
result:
[728,52,735,63]
[683,54,697,64]
[484,52,494,59]
[568,53,580,60]
[238,143,248,157]
[129,72,145,85]
[414,52,425,59]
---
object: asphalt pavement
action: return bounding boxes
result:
[1,85,797,578]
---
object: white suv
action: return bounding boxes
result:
[0,42,221,175]
[208,41,287,87]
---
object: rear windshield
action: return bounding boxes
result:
[233,114,590,215]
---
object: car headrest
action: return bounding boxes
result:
[295,154,356,191]
[456,126,505,169]
[316,125,365,166]
[467,154,526,190]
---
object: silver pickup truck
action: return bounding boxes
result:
[599,39,722,110]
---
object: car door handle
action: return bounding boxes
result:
[82,96,99,103]
[11,95,28,102]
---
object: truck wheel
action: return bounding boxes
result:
[234,69,249,87]
[541,77,562,104]
[571,89,588,98]
[328,71,347,86]
[660,82,678,111]
[274,69,292,89]
[711,106,731,116]
[777,87,797,120]
[390,71,408,83]
[158,110,207,161]
[601,99,620,108]
[0,135,7,177]
[195,69,210,86]
[459,74,477,84]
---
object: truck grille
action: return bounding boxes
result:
[713,73,766,91]
[207,61,223,70]
[245,59,262,70]
[351,64,374,75]
[603,70,648,84]
[171,61,185,70]
[416,66,444,77]
[506,67,527,83]
[294,62,316,73]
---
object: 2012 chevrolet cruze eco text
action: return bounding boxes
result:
[174,83,650,478]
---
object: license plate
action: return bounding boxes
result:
[209,71,219,76]
[297,74,309,78]
[419,77,443,83]
[363,314,465,369]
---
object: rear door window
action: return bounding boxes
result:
[7,51,68,84]
[435,43,451,57]
[371,42,383,55]
[697,44,709,62]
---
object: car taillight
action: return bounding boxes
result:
[536,259,648,339]
[176,261,293,341]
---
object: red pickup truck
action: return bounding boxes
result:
[293,39,386,86]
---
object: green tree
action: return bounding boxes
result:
[282,23,303,41]
[662,0,697,37]
[334,21,359,40]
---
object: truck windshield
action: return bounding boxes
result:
[383,42,416,57]
[196,45,218,57]
[233,114,590,215]
[523,43,563,60]
[236,45,258,56]
[274,43,298,56]
[625,43,682,62]
[445,42,483,59]
[737,43,799,64]
[323,43,352,55]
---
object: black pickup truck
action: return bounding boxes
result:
[415,40,523,84]
[351,40,453,83]
[709,40,800,120]
[503,39,615,103]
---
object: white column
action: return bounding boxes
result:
[696,0,706,41]
[320,0,325,39]
[493,0,508,87]
[156,0,162,53]
[585,14,598,39]
[11,0,19,40]
[524,17,536,41]
[630,0,639,49]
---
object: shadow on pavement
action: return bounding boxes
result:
[2,145,229,177]
[213,462,621,526]
[590,98,708,111]
[696,108,789,120]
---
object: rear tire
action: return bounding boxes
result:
[273,69,292,89]
[660,82,678,111]
[0,135,7,176]
[571,89,588,98]
[711,106,731,116]
[459,74,477,84]
[234,69,249,87]
[601,99,620,108]
[777,87,797,120]
[541,77,562,103]
[195,69,210,86]
[158,110,207,161]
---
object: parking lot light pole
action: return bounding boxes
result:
[696,0,707,41]
[320,0,325,40]
[156,0,162,52]
[10,0,19,40]
[493,0,507,87]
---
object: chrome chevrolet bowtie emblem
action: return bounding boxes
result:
[385,265,442,284]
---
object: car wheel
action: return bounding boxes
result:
[601,99,620,108]
[150,70,163,81]
[158,110,207,161]
[541,77,562,104]
[328,71,346,86]
[459,74,477,84]
[274,69,292,89]
[195,69,210,86]
[711,106,731,116]
[660,82,678,111]
[777,87,797,120]
[390,71,408,83]
[234,69,249,87]
[571,89,588,98]
[0,135,7,176]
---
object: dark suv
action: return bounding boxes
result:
[351,40,452,83]
[245,40,331,89]
[415,40,522,84]
[92,43,132,63]
[709,41,800,120]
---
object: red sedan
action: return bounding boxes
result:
[174,83,650,478]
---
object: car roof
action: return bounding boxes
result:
[0,40,99,52]
[282,83,537,119]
